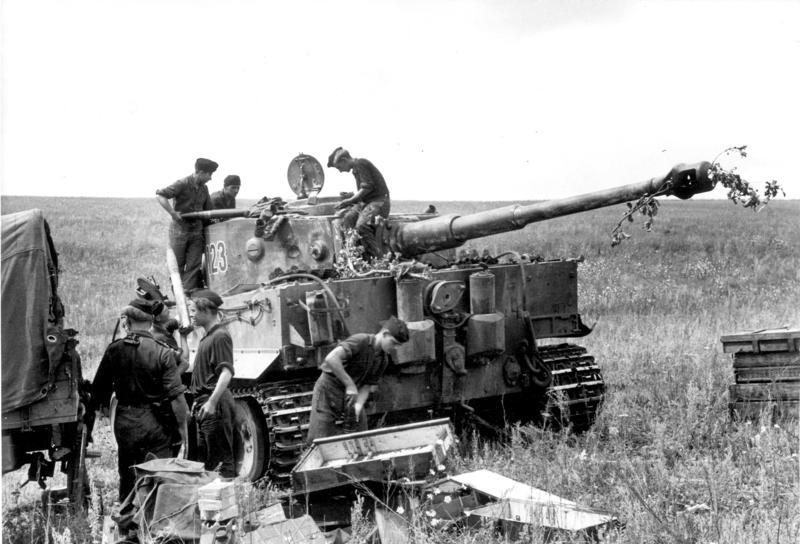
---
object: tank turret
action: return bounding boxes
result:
[173,155,715,482]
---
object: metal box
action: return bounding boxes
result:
[291,419,454,494]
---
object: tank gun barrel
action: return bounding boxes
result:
[390,161,714,256]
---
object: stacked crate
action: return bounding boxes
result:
[197,479,238,523]
[723,328,800,421]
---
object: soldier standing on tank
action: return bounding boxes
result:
[306,316,409,443]
[210,175,241,210]
[188,289,237,478]
[156,158,218,291]
[91,299,190,501]
[327,147,391,259]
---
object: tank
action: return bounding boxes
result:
[176,156,714,481]
[1,209,89,508]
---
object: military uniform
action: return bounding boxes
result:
[92,331,185,500]
[338,158,390,258]
[191,323,237,478]
[306,333,390,442]
[156,175,212,290]
[151,322,179,351]
[210,189,236,210]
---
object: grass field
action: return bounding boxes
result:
[2,195,799,543]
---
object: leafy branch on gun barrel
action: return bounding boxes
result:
[610,146,785,246]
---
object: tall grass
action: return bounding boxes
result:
[1,196,798,543]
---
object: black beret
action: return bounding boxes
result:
[224,175,241,187]
[191,289,224,308]
[327,147,351,168]
[195,158,219,174]
[380,316,409,344]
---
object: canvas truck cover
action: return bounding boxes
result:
[1,209,64,413]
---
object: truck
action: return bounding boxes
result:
[1,209,89,509]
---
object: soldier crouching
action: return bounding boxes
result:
[306,317,409,443]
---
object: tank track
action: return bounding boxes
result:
[536,343,605,431]
[232,343,604,481]
[232,381,316,483]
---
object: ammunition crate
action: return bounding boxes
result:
[722,329,800,422]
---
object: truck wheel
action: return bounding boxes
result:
[234,398,267,481]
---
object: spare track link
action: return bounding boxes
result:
[538,343,605,431]
[232,382,315,483]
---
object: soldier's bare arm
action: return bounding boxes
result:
[322,347,359,401]
[353,384,378,421]
[156,195,182,223]
[200,367,233,418]
[170,394,190,458]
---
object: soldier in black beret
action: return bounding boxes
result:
[210,174,241,211]
[188,290,237,477]
[306,316,409,443]
[156,158,219,290]
[92,300,190,500]
[327,147,391,259]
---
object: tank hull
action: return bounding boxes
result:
[195,253,602,481]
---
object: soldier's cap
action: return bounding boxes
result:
[191,289,224,309]
[224,174,241,187]
[122,298,161,322]
[195,158,219,174]
[327,147,351,168]
[380,316,409,344]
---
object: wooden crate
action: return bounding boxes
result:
[729,383,800,402]
[734,365,800,383]
[723,329,800,422]
[721,328,800,354]
[729,400,799,422]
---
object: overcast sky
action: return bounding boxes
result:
[1,0,798,202]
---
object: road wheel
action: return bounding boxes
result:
[234,398,268,481]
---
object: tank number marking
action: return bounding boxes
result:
[207,241,228,275]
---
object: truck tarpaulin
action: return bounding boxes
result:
[1,209,64,413]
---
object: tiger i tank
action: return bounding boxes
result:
[174,155,714,481]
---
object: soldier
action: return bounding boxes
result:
[92,299,189,501]
[210,175,241,210]
[151,306,190,374]
[189,289,237,478]
[137,275,190,373]
[156,158,218,291]
[327,147,391,259]
[306,316,409,443]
